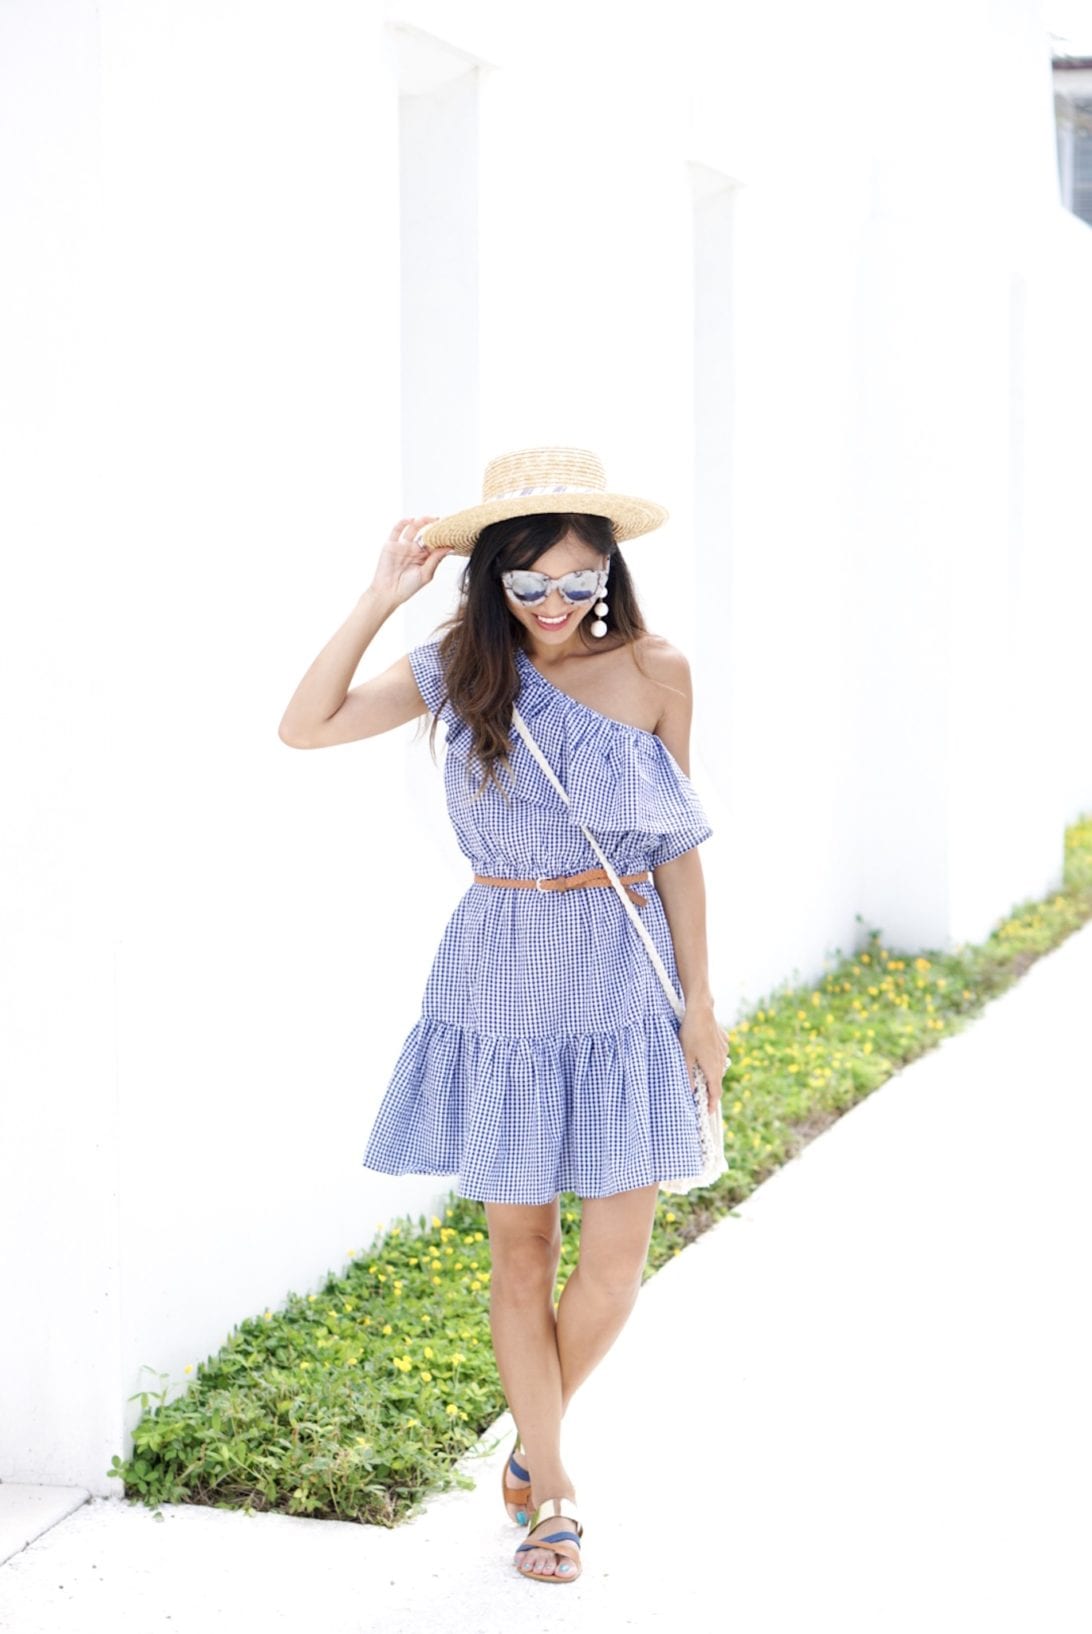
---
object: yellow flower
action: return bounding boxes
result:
[445,1403,459,1417]
[382,1323,393,1335]
[664,1211,676,1223]
[432,1215,442,1228]
[421,1370,433,1383]
[423,1347,433,1359]
[183,1364,192,1374]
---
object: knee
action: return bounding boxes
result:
[574,1252,645,1300]
[490,1229,562,1299]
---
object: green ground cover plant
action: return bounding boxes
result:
[109,813,1092,1524]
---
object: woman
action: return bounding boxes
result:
[279,446,728,1585]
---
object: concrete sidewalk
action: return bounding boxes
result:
[3,920,1091,1633]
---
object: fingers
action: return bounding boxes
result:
[388,515,441,544]
[420,543,456,579]
[411,516,444,549]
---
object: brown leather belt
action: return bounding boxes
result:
[473,866,651,907]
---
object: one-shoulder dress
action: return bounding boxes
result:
[360,639,714,1205]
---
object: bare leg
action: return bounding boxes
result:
[484,1198,572,1575]
[554,1182,659,1409]
[486,1183,660,1576]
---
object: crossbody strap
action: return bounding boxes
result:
[511,702,684,1023]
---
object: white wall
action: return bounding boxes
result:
[1,0,1089,1492]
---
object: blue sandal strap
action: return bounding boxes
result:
[508,1451,531,1484]
[516,1530,581,1551]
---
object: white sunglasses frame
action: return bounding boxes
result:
[500,566,610,606]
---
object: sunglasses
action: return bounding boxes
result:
[501,567,609,606]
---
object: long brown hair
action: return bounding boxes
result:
[422,512,653,799]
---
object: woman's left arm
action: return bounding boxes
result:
[645,640,729,1110]
[653,849,727,1109]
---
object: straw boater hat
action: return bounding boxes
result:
[415,445,669,555]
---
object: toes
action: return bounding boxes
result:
[518,1544,556,1575]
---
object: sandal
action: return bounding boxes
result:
[500,1431,533,1525]
[513,1496,583,1584]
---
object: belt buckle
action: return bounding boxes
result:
[535,875,548,892]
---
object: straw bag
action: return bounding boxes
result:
[511,703,729,1197]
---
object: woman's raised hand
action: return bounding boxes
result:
[369,516,455,606]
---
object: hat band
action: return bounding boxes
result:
[488,483,604,501]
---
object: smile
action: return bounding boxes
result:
[533,611,571,628]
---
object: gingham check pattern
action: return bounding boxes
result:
[360,642,714,1204]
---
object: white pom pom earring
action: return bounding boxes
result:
[589,568,610,638]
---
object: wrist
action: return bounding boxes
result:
[683,987,715,1009]
[358,583,403,617]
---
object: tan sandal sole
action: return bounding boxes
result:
[501,1433,533,1524]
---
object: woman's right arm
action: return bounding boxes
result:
[277,515,454,749]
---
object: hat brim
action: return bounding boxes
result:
[416,492,669,554]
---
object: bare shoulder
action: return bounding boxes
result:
[627,634,694,765]
[630,633,693,714]
[631,632,692,686]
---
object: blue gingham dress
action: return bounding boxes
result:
[361,640,714,1205]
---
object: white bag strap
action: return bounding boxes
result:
[511,702,684,1023]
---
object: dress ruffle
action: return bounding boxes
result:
[407,640,713,874]
[363,1013,708,1205]
[508,646,714,870]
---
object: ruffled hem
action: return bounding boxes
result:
[361,1014,707,1206]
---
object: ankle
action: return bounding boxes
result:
[528,1467,572,1499]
